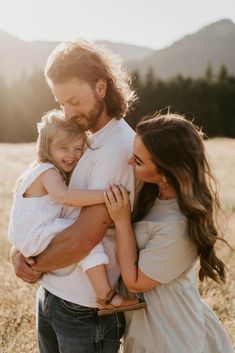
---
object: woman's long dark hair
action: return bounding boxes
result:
[133,113,227,283]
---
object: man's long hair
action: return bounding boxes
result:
[45,39,137,118]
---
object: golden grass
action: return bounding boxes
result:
[0,140,234,352]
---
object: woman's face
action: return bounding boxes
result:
[129,135,164,185]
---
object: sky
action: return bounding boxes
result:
[1,0,235,49]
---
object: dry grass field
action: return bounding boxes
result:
[0,139,234,352]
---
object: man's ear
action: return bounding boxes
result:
[95,79,107,99]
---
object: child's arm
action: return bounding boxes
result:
[41,168,104,207]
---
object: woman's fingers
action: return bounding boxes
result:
[109,184,123,203]
[103,190,112,209]
[104,184,130,210]
[106,185,119,204]
[104,184,131,222]
[103,184,125,211]
[118,184,130,203]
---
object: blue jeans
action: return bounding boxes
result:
[36,287,125,353]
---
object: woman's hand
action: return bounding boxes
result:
[103,184,131,224]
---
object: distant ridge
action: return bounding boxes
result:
[96,40,153,62]
[132,19,235,79]
[0,19,235,82]
[0,34,153,83]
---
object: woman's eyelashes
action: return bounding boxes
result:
[135,159,142,166]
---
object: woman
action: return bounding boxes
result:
[104,114,234,353]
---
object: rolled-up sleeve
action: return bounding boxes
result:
[138,221,197,284]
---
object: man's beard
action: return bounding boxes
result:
[73,99,104,132]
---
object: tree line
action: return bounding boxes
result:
[0,64,235,142]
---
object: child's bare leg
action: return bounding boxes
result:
[86,264,112,305]
[86,264,140,309]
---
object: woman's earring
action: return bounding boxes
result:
[160,177,167,189]
[159,177,168,200]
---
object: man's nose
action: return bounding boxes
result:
[64,104,77,120]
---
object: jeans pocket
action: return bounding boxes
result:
[41,288,51,317]
[60,299,97,318]
[115,313,126,340]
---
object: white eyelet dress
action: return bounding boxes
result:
[8,162,74,257]
[8,162,109,276]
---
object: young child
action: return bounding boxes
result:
[8,109,146,315]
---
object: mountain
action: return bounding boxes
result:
[132,19,235,79]
[0,19,235,83]
[0,33,153,83]
[96,40,153,62]
[0,31,55,83]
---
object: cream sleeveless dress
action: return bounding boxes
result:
[8,162,109,278]
[123,198,234,353]
[8,162,74,257]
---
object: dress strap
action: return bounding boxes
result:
[18,162,56,196]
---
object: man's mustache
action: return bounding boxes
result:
[71,114,86,122]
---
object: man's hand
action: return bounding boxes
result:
[10,247,42,284]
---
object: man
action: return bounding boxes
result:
[11,40,137,353]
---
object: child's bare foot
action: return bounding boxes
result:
[97,289,147,316]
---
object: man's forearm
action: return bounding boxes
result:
[32,204,112,272]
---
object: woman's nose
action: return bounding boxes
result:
[128,156,135,166]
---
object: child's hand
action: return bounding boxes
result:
[103,184,131,223]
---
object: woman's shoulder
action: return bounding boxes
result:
[134,218,187,238]
[136,199,186,234]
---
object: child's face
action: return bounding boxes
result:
[50,137,84,173]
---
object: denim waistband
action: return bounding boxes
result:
[43,288,98,312]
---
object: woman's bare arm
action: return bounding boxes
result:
[104,185,160,293]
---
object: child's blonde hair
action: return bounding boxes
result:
[14,110,86,192]
[36,109,86,181]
